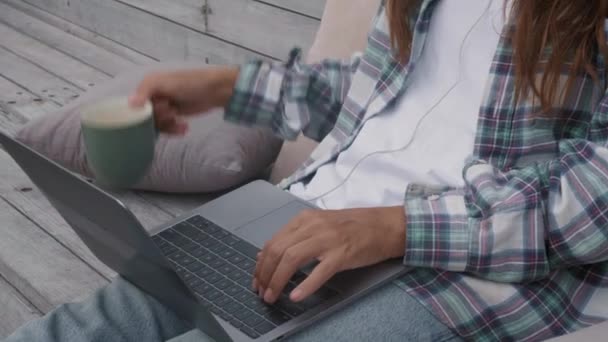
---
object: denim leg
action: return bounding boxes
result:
[5,277,191,342]
[169,283,461,342]
[288,282,460,342]
[7,278,460,342]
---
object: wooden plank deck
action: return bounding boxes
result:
[0,0,321,337]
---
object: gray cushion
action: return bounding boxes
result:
[16,62,282,193]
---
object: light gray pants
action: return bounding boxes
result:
[6,277,462,342]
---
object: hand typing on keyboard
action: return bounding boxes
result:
[253,207,406,304]
[155,215,340,338]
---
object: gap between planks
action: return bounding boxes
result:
[0,0,155,69]
[18,0,267,64]
[255,0,326,19]
[0,273,42,339]
[117,0,319,59]
[0,195,108,314]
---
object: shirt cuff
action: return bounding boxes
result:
[224,49,304,141]
[403,188,471,272]
[224,59,283,128]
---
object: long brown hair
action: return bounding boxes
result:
[386,0,608,112]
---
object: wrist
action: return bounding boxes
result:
[382,206,407,259]
[210,67,239,108]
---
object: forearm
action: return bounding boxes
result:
[208,66,240,108]
[402,142,608,284]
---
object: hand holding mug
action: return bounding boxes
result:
[80,67,240,189]
[129,67,240,135]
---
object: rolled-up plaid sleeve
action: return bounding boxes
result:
[224,49,361,142]
[404,93,608,283]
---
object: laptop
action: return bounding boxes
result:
[0,130,407,342]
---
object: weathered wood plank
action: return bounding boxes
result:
[0,45,81,108]
[0,194,108,313]
[0,275,42,339]
[0,103,27,136]
[256,0,326,19]
[0,76,60,121]
[119,0,319,59]
[0,146,117,280]
[21,0,267,64]
[0,21,110,90]
[1,0,153,70]
[0,81,118,281]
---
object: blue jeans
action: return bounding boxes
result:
[6,277,461,342]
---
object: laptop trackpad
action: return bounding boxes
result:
[235,201,314,248]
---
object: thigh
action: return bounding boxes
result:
[9,277,460,342]
[6,277,192,342]
[286,282,461,342]
[172,283,461,342]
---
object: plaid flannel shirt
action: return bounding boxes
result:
[225,0,608,340]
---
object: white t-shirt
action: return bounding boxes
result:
[289,0,506,209]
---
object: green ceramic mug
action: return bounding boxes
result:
[81,97,156,189]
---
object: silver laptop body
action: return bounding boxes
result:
[0,131,407,342]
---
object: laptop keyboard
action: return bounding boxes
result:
[151,215,339,339]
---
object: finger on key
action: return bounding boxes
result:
[256,228,310,291]
[290,256,340,303]
[253,216,302,281]
[264,239,322,304]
